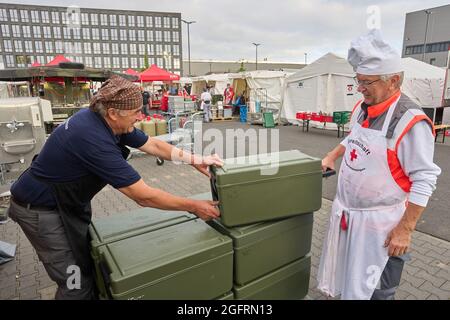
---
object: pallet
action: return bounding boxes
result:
[212,117,236,121]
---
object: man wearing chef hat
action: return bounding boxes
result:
[317,29,441,300]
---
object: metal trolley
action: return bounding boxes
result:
[154,111,204,166]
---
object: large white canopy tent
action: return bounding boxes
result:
[190,73,230,97]
[281,52,446,127]
[229,70,291,121]
[280,53,361,127]
[400,57,445,109]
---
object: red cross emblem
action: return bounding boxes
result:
[350,149,358,161]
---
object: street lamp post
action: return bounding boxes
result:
[163,51,172,70]
[304,53,307,64]
[253,43,260,70]
[422,10,432,62]
[181,19,196,76]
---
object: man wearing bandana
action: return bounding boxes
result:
[8,75,223,300]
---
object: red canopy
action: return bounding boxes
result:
[124,68,139,75]
[139,64,180,82]
[124,68,141,82]
[31,61,41,67]
[46,55,72,66]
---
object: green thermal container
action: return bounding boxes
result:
[90,208,197,298]
[89,193,212,298]
[210,150,322,226]
[208,213,313,285]
[233,255,311,300]
[216,292,234,300]
[96,219,233,300]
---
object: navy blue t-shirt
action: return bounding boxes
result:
[11,109,148,206]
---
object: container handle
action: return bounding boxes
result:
[209,167,219,201]
[322,168,336,178]
[99,259,113,300]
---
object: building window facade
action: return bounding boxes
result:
[1,25,10,37]
[51,11,59,24]
[33,26,41,38]
[109,14,117,26]
[20,10,29,22]
[53,27,61,39]
[41,11,50,23]
[30,10,40,23]
[43,26,52,38]
[90,13,98,25]
[12,25,21,37]
[0,5,182,72]
[81,13,89,25]
[0,9,8,22]
[172,17,179,28]
[9,9,18,22]
[14,40,22,52]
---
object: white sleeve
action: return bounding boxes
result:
[397,120,441,207]
[340,135,349,147]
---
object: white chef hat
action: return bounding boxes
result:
[347,29,403,75]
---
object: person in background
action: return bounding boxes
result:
[201,87,212,122]
[160,87,169,112]
[232,91,246,116]
[223,84,234,106]
[141,87,151,116]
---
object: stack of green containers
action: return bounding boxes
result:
[333,111,352,125]
[89,150,321,300]
[205,150,322,300]
[89,194,234,300]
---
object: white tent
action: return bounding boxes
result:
[281,52,360,126]
[400,57,445,108]
[229,70,291,122]
[281,53,446,126]
[190,73,230,96]
[245,70,291,113]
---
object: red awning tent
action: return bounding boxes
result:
[45,54,72,66]
[139,64,180,82]
[31,61,41,67]
[124,68,139,76]
[124,68,141,82]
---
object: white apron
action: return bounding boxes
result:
[317,99,408,300]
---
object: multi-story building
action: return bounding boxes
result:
[402,4,450,67]
[0,3,183,74]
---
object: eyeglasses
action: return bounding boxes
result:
[353,77,381,87]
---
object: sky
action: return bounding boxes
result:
[3,0,450,64]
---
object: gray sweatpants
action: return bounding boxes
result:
[203,103,211,122]
[8,200,96,300]
[371,253,410,300]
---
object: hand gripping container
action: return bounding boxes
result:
[210,150,322,226]
[208,213,313,285]
[96,219,233,300]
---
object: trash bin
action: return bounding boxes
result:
[263,112,275,128]
[239,105,247,123]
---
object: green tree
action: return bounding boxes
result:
[238,61,246,72]
[141,53,149,71]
